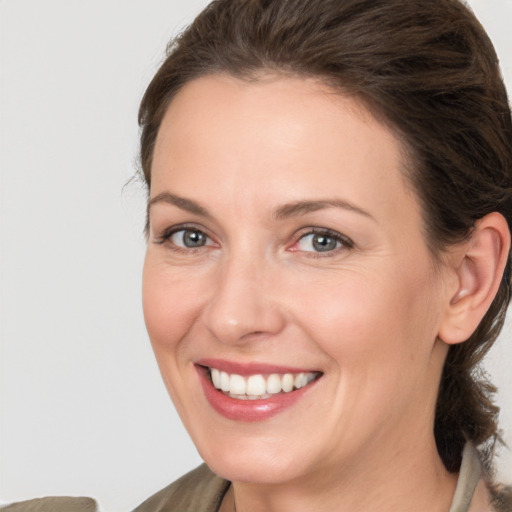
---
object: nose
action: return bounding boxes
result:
[201,255,286,345]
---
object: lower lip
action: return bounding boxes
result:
[196,366,319,422]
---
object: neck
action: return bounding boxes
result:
[224,433,458,512]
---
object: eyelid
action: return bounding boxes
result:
[288,227,354,254]
[152,223,353,255]
[153,222,217,247]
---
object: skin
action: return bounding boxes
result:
[142,74,497,511]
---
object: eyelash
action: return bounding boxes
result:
[154,223,216,253]
[289,227,354,257]
[154,224,354,256]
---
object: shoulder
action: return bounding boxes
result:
[489,484,512,512]
[1,497,98,512]
[453,444,512,512]
[133,464,230,512]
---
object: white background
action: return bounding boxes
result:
[1,1,511,510]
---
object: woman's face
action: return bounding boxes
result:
[143,74,453,485]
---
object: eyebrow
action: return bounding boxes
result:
[147,192,375,224]
[273,199,376,222]
[147,192,213,220]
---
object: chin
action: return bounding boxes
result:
[194,431,308,484]
[205,452,300,485]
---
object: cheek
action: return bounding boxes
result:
[142,256,206,356]
[290,261,443,439]
[286,258,440,374]
[142,255,215,424]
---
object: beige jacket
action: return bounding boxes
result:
[132,444,496,512]
[2,444,508,512]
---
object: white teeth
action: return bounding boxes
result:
[220,371,230,392]
[266,374,282,394]
[282,373,294,392]
[247,375,266,396]
[209,368,319,399]
[211,368,220,388]
[229,374,246,395]
[294,372,306,388]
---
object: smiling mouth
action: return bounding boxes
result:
[206,366,322,400]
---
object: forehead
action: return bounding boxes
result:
[151,73,420,228]
[154,73,391,160]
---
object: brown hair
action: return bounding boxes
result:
[139,0,512,479]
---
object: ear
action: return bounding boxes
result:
[438,212,510,345]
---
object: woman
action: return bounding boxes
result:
[0,1,509,511]
[134,0,512,511]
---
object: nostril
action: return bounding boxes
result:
[201,279,287,344]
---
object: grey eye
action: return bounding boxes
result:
[312,234,338,252]
[171,229,209,248]
[296,232,343,252]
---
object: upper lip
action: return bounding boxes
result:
[196,358,321,376]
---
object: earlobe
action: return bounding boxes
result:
[438,212,510,345]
